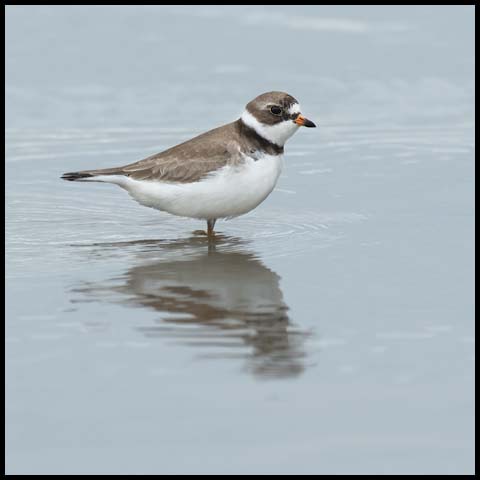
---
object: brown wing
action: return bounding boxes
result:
[119,122,244,183]
[62,121,244,184]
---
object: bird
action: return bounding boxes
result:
[61,91,316,237]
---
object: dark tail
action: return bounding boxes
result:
[61,167,123,182]
[61,171,94,181]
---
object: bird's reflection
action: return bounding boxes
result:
[74,235,310,379]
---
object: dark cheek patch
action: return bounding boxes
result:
[279,100,298,121]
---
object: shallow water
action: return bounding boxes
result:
[5,5,475,475]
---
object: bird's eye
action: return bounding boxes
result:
[270,106,282,116]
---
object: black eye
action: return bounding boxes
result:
[270,106,282,116]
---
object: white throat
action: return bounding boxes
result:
[241,109,300,147]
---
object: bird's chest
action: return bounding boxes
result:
[229,154,283,196]
[212,154,283,214]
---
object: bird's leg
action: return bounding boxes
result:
[207,219,216,237]
[193,219,217,237]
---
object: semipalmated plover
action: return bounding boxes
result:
[62,91,316,236]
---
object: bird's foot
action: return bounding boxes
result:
[193,220,217,238]
[192,229,218,239]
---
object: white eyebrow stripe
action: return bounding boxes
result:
[288,103,301,115]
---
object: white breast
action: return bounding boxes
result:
[117,154,284,220]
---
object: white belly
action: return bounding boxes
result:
[118,154,283,219]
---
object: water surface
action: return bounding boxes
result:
[5,5,475,475]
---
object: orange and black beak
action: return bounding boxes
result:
[294,114,316,128]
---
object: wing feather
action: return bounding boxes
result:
[64,121,244,183]
[118,123,242,183]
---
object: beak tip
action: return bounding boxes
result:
[294,115,316,128]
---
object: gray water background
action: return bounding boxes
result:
[5,5,475,475]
